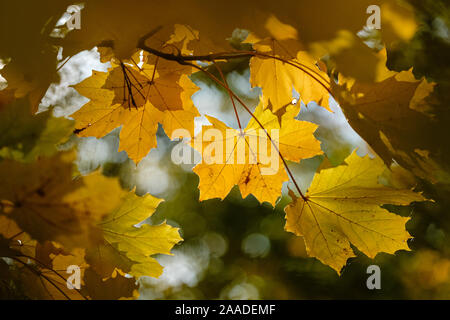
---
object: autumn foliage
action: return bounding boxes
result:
[1,0,448,299]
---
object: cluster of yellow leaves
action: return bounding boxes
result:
[245,16,332,112]
[0,152,182,299]
[72,22,330,206]
[0,96,182,299]
[68,15,431,274]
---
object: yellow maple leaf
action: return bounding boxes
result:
[192,102,322,206]
[106,57,187,112]
[91,190,182,279]
[71,60,199,163]
[247,29,331,112]
[284,151,426,274]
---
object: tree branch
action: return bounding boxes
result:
[137,30,330,94]
[137,29,254,64]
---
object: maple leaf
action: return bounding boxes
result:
[284,151,426,274]
[309,32,396,83]
[332,68,442,182]
[192,102,322,206]
[105,57,187,112]
[246,21,331,112]
[0,152,181,298]
[89,190,182,279]
[71,60,199,163]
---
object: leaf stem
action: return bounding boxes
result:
[213,62,243,131]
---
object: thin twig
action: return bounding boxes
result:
[214,62,242,131]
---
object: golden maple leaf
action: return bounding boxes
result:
[106,57,187,112]
[71,59,199,163]
[245,16,331,112]
[284,151,426,274]
[89,190,182,279]
[192,102,322,206]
